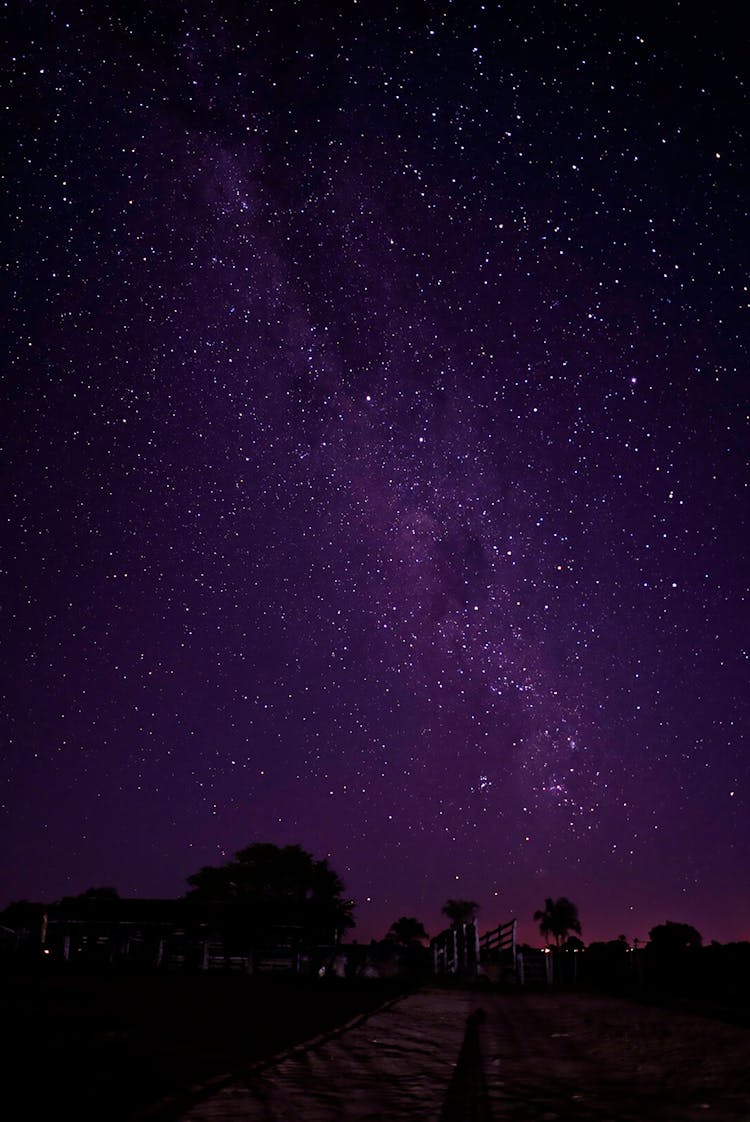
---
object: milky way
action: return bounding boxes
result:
[3,2,748,943]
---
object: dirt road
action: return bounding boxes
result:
[479,992,750,1121]
[179,989,750,1121]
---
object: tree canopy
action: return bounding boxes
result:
[534,896,582,947]
[441,899,479,927]
[67,886,120,901]
[648,920,702,952]
[387,916,429,945]
[186,843,354,945]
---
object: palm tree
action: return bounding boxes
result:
[441,899,480,928]
[534,897,581,947]
[387,916,429,946]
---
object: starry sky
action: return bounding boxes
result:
[3,1,748,946]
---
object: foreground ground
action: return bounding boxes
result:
[181,988,750,1121]
[3,973,749,1120]
[0,970,404,1121]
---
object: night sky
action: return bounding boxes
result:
[3,1,748,946]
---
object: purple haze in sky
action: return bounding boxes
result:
[3,1,748,945]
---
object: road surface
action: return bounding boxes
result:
[179,988,750,1121]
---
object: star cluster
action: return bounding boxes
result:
[3,1,748,943]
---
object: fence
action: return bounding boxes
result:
[431,920,480,975]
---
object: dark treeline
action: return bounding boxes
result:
[551,925,750,1025]
[2,844,748,1019]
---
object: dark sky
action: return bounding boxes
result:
[3,1,748,946]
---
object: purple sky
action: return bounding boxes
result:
[3,1,748,947]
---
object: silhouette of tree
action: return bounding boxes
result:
[534,896,582,946]
[57,886,122,922]
[441,899,479,927]
[186,843,354,953]
[387,916,428,946]
[648,920,702,951]
[74,886,120,900]
[644,921,703,993]
[0,899,45,930]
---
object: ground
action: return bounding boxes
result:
[180,988,750,1121]
[477,990,750,1121]
[0,970,404,1121]
[3,973,749,1120]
